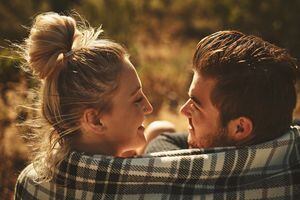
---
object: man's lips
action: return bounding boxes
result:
[188,118,194,132]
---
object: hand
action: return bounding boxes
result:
[144,120,176,142]
[119,150,137,158]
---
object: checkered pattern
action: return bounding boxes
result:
[15,126,300,199]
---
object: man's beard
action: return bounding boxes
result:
[188,127,235,149]
[213,127,235,147]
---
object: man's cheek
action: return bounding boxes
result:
[192,111,202,125]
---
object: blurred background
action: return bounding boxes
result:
[1,0,300,198]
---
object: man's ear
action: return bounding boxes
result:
[81,108,105,134]
[227,117,253,143]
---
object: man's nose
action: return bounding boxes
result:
[180,99,192,117]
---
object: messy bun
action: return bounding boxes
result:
[26,12,76,79]
[19,12,128,182]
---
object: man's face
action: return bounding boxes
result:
[180,72,232,149]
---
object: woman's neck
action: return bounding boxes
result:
[69,132,137,157]
[70,134,118,156]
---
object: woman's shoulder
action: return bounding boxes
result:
[16,163,37,182]
[14,163,38,199]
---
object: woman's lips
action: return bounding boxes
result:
[137,125,146,142]
[137,125,145,134]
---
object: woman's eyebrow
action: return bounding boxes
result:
[130,86,141,96]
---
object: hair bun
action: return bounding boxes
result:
[26,12,77,79]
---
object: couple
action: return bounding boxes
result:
[15,12,300,199]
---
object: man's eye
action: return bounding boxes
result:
[190,98,201,109]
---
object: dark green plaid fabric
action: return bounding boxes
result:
[15,126,300,199]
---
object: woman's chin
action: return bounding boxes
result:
[137,124,145,133]
[120,126,146,155]
[137,125,146,140]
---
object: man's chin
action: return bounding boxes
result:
[187,136,206,149]
[188,141,202,149]
[188,144,197,149]
[187,136,200,149]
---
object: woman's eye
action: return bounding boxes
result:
[134,97,143,104]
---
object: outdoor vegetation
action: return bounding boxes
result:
[1,0,300,199]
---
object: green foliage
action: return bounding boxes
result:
[74,0,139,44]
[210,0,300,58]
[0,50,20,84]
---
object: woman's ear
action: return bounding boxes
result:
[81,108,105,134]
[227,117,253,143]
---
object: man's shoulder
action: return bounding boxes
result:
[145,132,188,153]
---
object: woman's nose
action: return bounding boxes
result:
[143,97,153,114]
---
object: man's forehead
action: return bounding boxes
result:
[188,72,217,95]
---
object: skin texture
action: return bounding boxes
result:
[77,58,153,157]
[101,59,153,155]
[180,72,234,148]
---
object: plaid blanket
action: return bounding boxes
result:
[15,126,300,199]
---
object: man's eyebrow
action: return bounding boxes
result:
[130,86,141,96]
[189,95,202,107]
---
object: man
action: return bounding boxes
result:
[146,30,298,152]
[143,30,300,199]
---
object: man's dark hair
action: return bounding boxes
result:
[193,30,298,144]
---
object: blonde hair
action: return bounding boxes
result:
[19,12,128,182]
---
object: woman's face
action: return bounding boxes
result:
[100,58,153,155]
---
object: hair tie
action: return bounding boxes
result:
[64,50,74,58]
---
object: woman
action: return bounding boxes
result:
[15,12,153,198]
